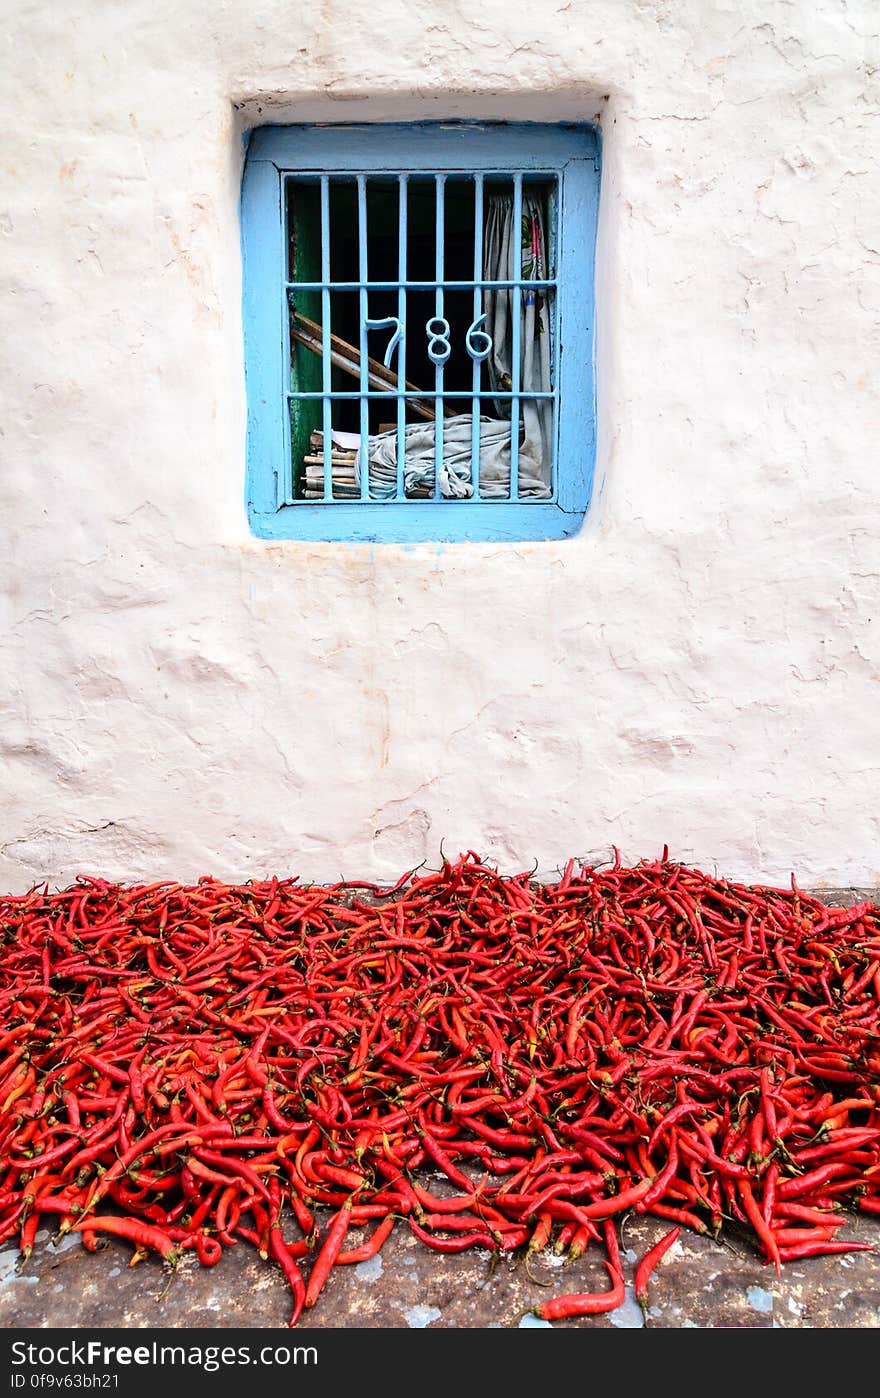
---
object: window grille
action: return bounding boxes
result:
[241,123,600,542]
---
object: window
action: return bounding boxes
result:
[241,122,599,542]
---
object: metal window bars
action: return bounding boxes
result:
[284,172,559,506]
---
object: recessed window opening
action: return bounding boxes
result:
[241,122,599,542]
[287,173,558,504]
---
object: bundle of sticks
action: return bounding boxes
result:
[301,432,360,499]
[302,431,433,500]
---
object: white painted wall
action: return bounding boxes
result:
[1,0,878,893]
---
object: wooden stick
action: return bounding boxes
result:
[290,311,448,422]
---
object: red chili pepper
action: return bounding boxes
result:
[337,1214,395,1264]
[532,1263,626,1320]
[268,1222,307,1325]
[304,1198,354,1308]
[190,1146,272,1202]
[634,1226,680,1310]
[581,1177,655,1219]
[195,1233,223,1266]
[67,1216,178,1262]
[416,1122,473,1192]
[409,1218,498,1253]
[738,1179,782,1275]
[776,1239,875,1261]
[566,1224,592,1262]
[771,1226,842,1245]
[777,1161,858,1199]
[2,852,880,1328]
[648,1202,709,1235]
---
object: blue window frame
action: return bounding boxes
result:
[240,122,600,542]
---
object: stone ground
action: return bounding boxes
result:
[1,1198,878,1331]
[2,888,878,1333]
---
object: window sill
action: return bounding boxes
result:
[246,500,587,543]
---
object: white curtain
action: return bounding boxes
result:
[482,190,553,491]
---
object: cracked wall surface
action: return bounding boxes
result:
[1,0,878,892]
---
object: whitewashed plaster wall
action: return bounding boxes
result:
[1,0,878,893]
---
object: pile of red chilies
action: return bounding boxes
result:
[1,851,878,1325]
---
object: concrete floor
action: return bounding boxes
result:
[3,887,878,1332]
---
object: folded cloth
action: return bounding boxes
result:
[355,414,551,500]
